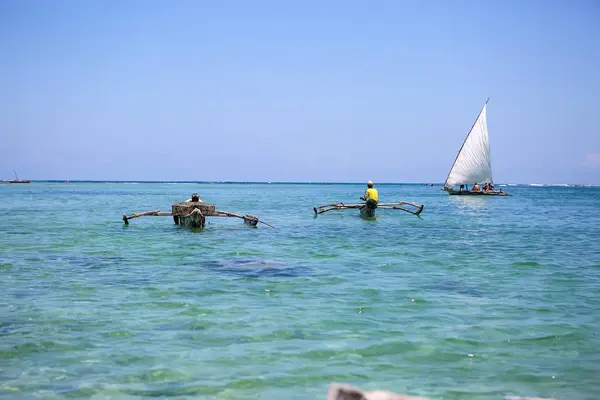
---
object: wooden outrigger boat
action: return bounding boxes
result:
[313,200,424,219]
[443,98,510,196]
[122,194,275,229]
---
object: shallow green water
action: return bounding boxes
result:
[1,182,599,399]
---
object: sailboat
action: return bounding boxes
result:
[443,99,509,196]
[8,170,30,184]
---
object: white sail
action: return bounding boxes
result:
[445,102,493,187]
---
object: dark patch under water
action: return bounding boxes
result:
[43,254,129,270]
[199,259,303,277]
[422,279,488,298]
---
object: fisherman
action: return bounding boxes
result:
[186,193,202,202]
[471,183,481,192]
[360,180,379,208]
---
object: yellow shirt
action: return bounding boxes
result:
[364,188,378,202]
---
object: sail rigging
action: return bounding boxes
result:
[444,99,493,188]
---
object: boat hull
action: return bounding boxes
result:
[446,189,510,196]
[176,210,206,228]
[359,200,377,219]
[171,202,216,229]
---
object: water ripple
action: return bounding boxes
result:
[1,183,599,399]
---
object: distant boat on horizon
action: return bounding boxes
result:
[7,170,30,184]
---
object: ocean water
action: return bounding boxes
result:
[1,182,599,400]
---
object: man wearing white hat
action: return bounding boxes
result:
[360,180,379,207]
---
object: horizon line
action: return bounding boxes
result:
[1,180,599,186]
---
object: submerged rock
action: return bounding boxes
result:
[327,383,431,400]
[504,397,556,400]
[326,383,557,400]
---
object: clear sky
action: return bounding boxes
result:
[1,0,599,183]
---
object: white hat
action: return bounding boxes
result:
[367,180,373,185]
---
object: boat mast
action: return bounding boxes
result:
[443,97,490,188]
[13,170,18,180]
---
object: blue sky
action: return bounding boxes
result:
[1,0,599,183]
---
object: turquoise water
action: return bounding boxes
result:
[1,182,599,400]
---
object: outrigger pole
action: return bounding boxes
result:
[313,201,424,217]
[122,209,276,228]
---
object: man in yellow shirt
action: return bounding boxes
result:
[360,181,379,207]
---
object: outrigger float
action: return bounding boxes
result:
[313,200,424,219]
[122,194,275,229]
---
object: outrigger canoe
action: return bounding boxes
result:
[122,194,275,229]
[313,200,424,219]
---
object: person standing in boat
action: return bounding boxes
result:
[360,181,379,208]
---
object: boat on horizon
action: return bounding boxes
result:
[443,99,510,196]
[7,170,30,184]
